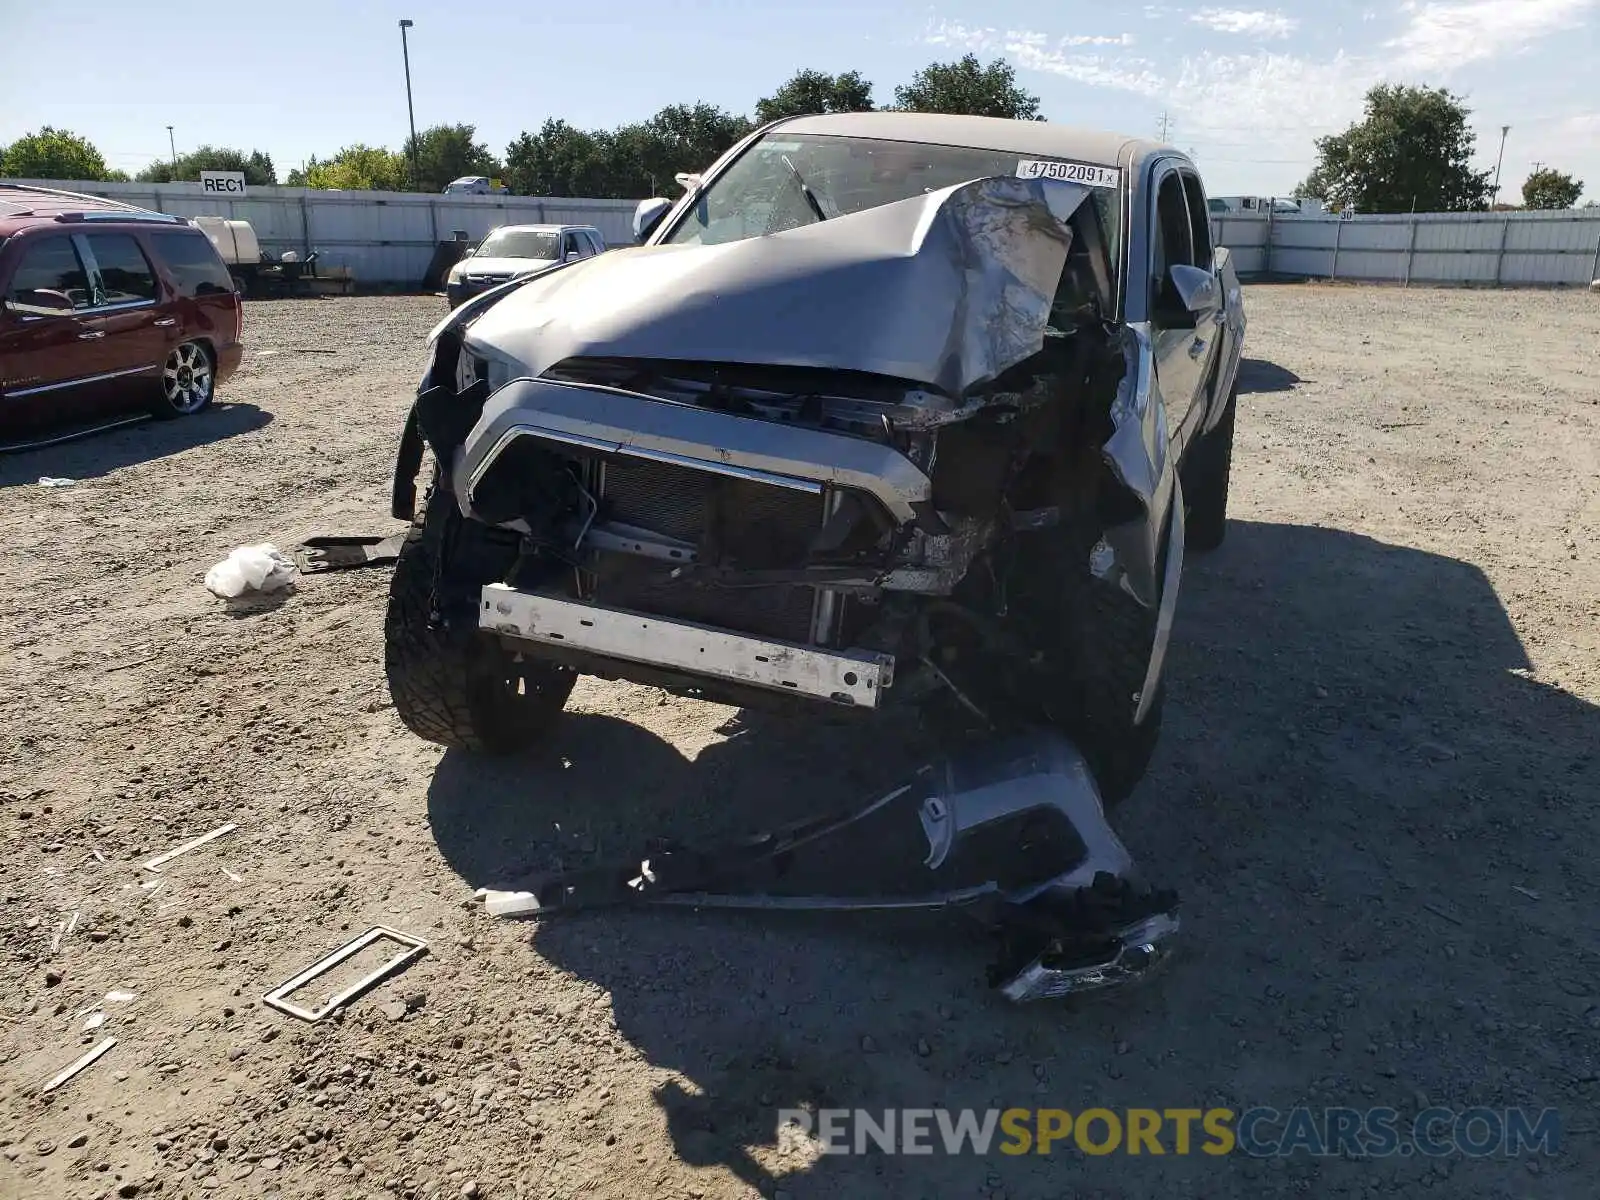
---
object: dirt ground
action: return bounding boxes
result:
[1,285,1596,1200]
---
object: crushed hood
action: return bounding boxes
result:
[461,175,1089,398]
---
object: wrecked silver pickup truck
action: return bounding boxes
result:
[385,113,1244,998]
[388,112,1244,798]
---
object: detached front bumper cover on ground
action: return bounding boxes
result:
[482,730,1179,1003]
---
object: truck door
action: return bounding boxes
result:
[1177,167,1224,434]
[1147,164,1209,458]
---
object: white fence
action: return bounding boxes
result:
[16,178,1600,288]
[1212,209,1600,286]
[11,179,644,284]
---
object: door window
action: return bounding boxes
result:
[1179,171,1214,266]
[85,234,158,305]
[1151,169,1194,318]
[5,237,91,315]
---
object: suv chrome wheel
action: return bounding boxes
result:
[162,342,215,415]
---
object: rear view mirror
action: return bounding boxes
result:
[633,197,672,243]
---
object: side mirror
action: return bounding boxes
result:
[633,197,672,244]
[1168,264,1218,314]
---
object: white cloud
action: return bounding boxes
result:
[1388,0,1596,71]
[925,18,1365,140]
[922,4,1600,191]
[1188,8,1299,38]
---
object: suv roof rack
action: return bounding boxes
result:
[0,182,151,213]
[54,210,187,225]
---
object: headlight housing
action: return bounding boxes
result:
[455,343,515,393]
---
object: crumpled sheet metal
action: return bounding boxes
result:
[456,175,1090,400]
[482,730,1180,1003]
[1098,324,1177,612]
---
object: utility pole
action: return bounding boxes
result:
[399,19,420,192]
[1491,125,1510,205]
[167,126,177,176]
[1156,111,1174,141]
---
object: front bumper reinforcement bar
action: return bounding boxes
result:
[480,584,895,708]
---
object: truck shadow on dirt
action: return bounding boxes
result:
[0,402,272,487]
[1236,358,1304,394]
[426,519,1597,1198]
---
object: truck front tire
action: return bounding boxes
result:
[1182,384,1236,552]
[384,486,575,752]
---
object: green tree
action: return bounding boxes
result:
[505,104,751,199]
[136,146,277,186]
[0,126,112,181]
[891,54,1042,120]
[402,123,501,193]
[504,120,614,197]
[643,103,753,181]
[1521,167,1583,210]
[755,69,876,124]
[1294,84,1491,213]
[290,145,407,191]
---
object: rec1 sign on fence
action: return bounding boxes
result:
[200,170,247,196]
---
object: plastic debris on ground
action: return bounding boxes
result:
[41,1038,115,1094]
[144,822,237,871]
[38,477,77,488]
[204,544,296,599]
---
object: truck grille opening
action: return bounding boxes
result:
[593,455,827,643]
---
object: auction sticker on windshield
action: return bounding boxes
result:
[1016,160,1121,188]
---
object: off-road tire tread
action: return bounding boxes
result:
[1183,385,1236,552]
[384,486,573,752]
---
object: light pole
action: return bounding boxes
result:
[1491,125,1510,205]
[167,126,177,176]
[399,19,420,192]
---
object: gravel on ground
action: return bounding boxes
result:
[1,286,1596,1199]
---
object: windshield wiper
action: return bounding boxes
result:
[781,154,828,223]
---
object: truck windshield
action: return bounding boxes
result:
[663,132,1122,273]
[475,230,558,260]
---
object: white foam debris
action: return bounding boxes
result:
[204,544,296,598]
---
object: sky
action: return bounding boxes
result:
[2,0,1596,201]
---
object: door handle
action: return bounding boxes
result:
[78,330,106,340]
[154,317,177,327]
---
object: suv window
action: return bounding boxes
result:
[1179,171,1213,266]
[86,234,157,305]
[150,231,234,297]
[581,231,603,255]
[5,236,91,314]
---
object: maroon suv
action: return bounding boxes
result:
[0,184,244,445]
